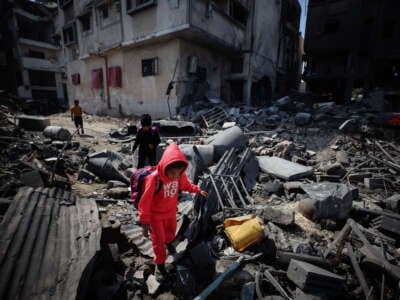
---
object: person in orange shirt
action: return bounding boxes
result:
[70,100,84,134]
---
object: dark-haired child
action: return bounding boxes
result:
[138,143,208,280]
[131,114,160,168]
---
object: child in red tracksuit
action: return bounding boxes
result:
[138,143,208,280]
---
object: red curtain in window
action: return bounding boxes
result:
[91,68,103,89]
[71,73,80,85]
[108,66,122,88]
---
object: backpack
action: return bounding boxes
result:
[130,166,162,208]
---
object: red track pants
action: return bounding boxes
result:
[150,217,176,264]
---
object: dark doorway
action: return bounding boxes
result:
[251,76,272,106]
[229,80,244,105]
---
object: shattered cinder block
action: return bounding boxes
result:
[298,182,356,220]
[287,260,344,293]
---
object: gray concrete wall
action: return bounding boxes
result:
[67,39,180,118]
[190,0,245,50]
[252,0,281,82]
[122,0,188,44]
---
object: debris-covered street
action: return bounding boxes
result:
[1,0,400,299]
[1,95,400,299]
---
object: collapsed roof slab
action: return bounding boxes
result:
[257,156,313,181]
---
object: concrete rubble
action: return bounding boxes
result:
[0,94,400,299]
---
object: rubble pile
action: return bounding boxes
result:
[1,94,400,300]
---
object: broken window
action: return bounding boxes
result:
[63,23,76,45]
[127,0,156,14]
[80,13,92,33]
[142,58,158,77]
[323,20,340,34]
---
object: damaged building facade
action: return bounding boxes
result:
[59,0,301,118]
[0,0,67,113]
[303,0,400,108]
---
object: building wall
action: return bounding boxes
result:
[122,0,188,44]
[60,0,301,117]
[247,0,281,89]
[177,39,230,104]
[190,0,246,50]
[67,39,180,118]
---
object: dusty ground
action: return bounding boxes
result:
[50,112,137,197]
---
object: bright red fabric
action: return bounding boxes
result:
[150,217,176,264]
[138,143,201,225]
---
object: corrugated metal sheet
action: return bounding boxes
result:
[0,187,101,300]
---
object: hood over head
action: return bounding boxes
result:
[157,143,188,180]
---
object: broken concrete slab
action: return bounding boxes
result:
[385,194,400,213]
[287,259,345,293]
[259,206,295,226]
[298,182,355,220]
[17,115,50,131]
[257,156,313,181]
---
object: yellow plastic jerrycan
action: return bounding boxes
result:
[224,214,264,252]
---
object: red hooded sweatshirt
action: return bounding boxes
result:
[138,143,201,224]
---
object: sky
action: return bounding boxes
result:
[299,0,308,37]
